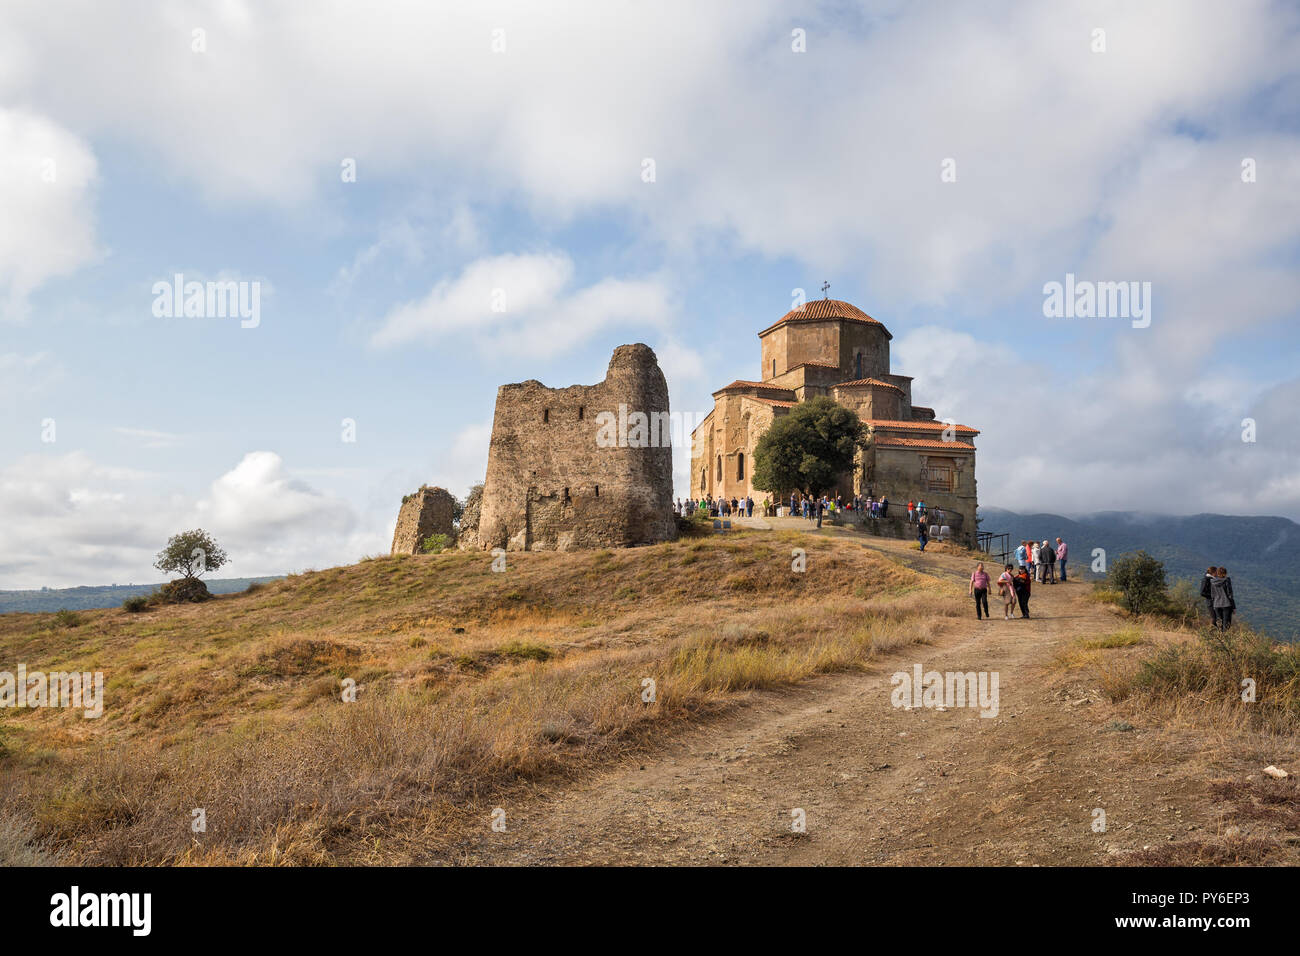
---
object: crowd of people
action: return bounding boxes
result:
[966,536,1070,621]
[674,491,951,530]
[1013,538,1068,584]
[674,495,764,518]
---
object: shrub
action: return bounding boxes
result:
[420,533,451,554]
[1161,577,1207,627]
[53,609,81,629]
[1131,622,1300,726]
[153,578,212,604]
[1107,551,1167,615]
[122,596,149,613]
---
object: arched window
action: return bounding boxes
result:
[716,455,722,481]
[578,407,584,420]
[855,352,862,380]
[737,452,745,480]
[701,466,707,488]
[594,484,599,498]
[543,409,549,423]
[771,358,776,378]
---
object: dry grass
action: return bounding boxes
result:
[1118,836,1281,866]
[0,532,956,865]
[1080,626,1145,650]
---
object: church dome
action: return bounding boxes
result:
[758,298,889,338]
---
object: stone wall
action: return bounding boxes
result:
[864,445,979,546]
[391,485,459,554]
[473,344,676,551]
[691,393,778,502]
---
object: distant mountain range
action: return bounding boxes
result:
[0,577,283,614]
[980,508,1298,641]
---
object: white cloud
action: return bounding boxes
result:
[0,108,99,320]
[895,327,1300,520]
[370,252,673,356]
[197,451,356,543]
[0,451,385,588]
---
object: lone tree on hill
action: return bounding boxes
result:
[154,529,228,580]
[752,396,867,497]
[1108,550,1167,615]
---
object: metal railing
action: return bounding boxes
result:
[977,531,1010,565]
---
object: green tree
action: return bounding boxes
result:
[752,396,866,497]
[1108,550,1167,615]
[154,529,228,580]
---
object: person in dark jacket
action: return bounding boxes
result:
[1210,567,1236,630]
[917,523,928,552]
[1200,567,1216,624]
[1013,566,1032,618]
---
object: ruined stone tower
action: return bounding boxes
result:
[472,344,676,551]
[390,485,458,554]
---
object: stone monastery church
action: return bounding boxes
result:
[690,298,981,542]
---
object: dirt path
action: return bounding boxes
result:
[441,536,1297,865]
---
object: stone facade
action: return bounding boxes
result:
[472,344,676,551]
[391,485,458,554]
[690,299,981,544]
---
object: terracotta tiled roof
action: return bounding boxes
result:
[873,436,976,451]
[748,397,797,408]
[865,419,979,436]
[758,299,891,338]
[713,380,797,398]
[787,361,842,370]
[833,377,904,393]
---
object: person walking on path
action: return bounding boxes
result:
[970,562,991,620]
[1044,539,1057,584]
[1013,565,1032,618]
[917,522,929,552]
[997,564,1017,620]
[1055,537,1068,582]
[1211,566,1236,630]
[816,497,824,529]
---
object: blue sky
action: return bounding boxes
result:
[2,0,1299,587]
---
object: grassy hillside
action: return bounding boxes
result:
[0,577,284,614]
[0,532,956,865]
[980,508,1300,641]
